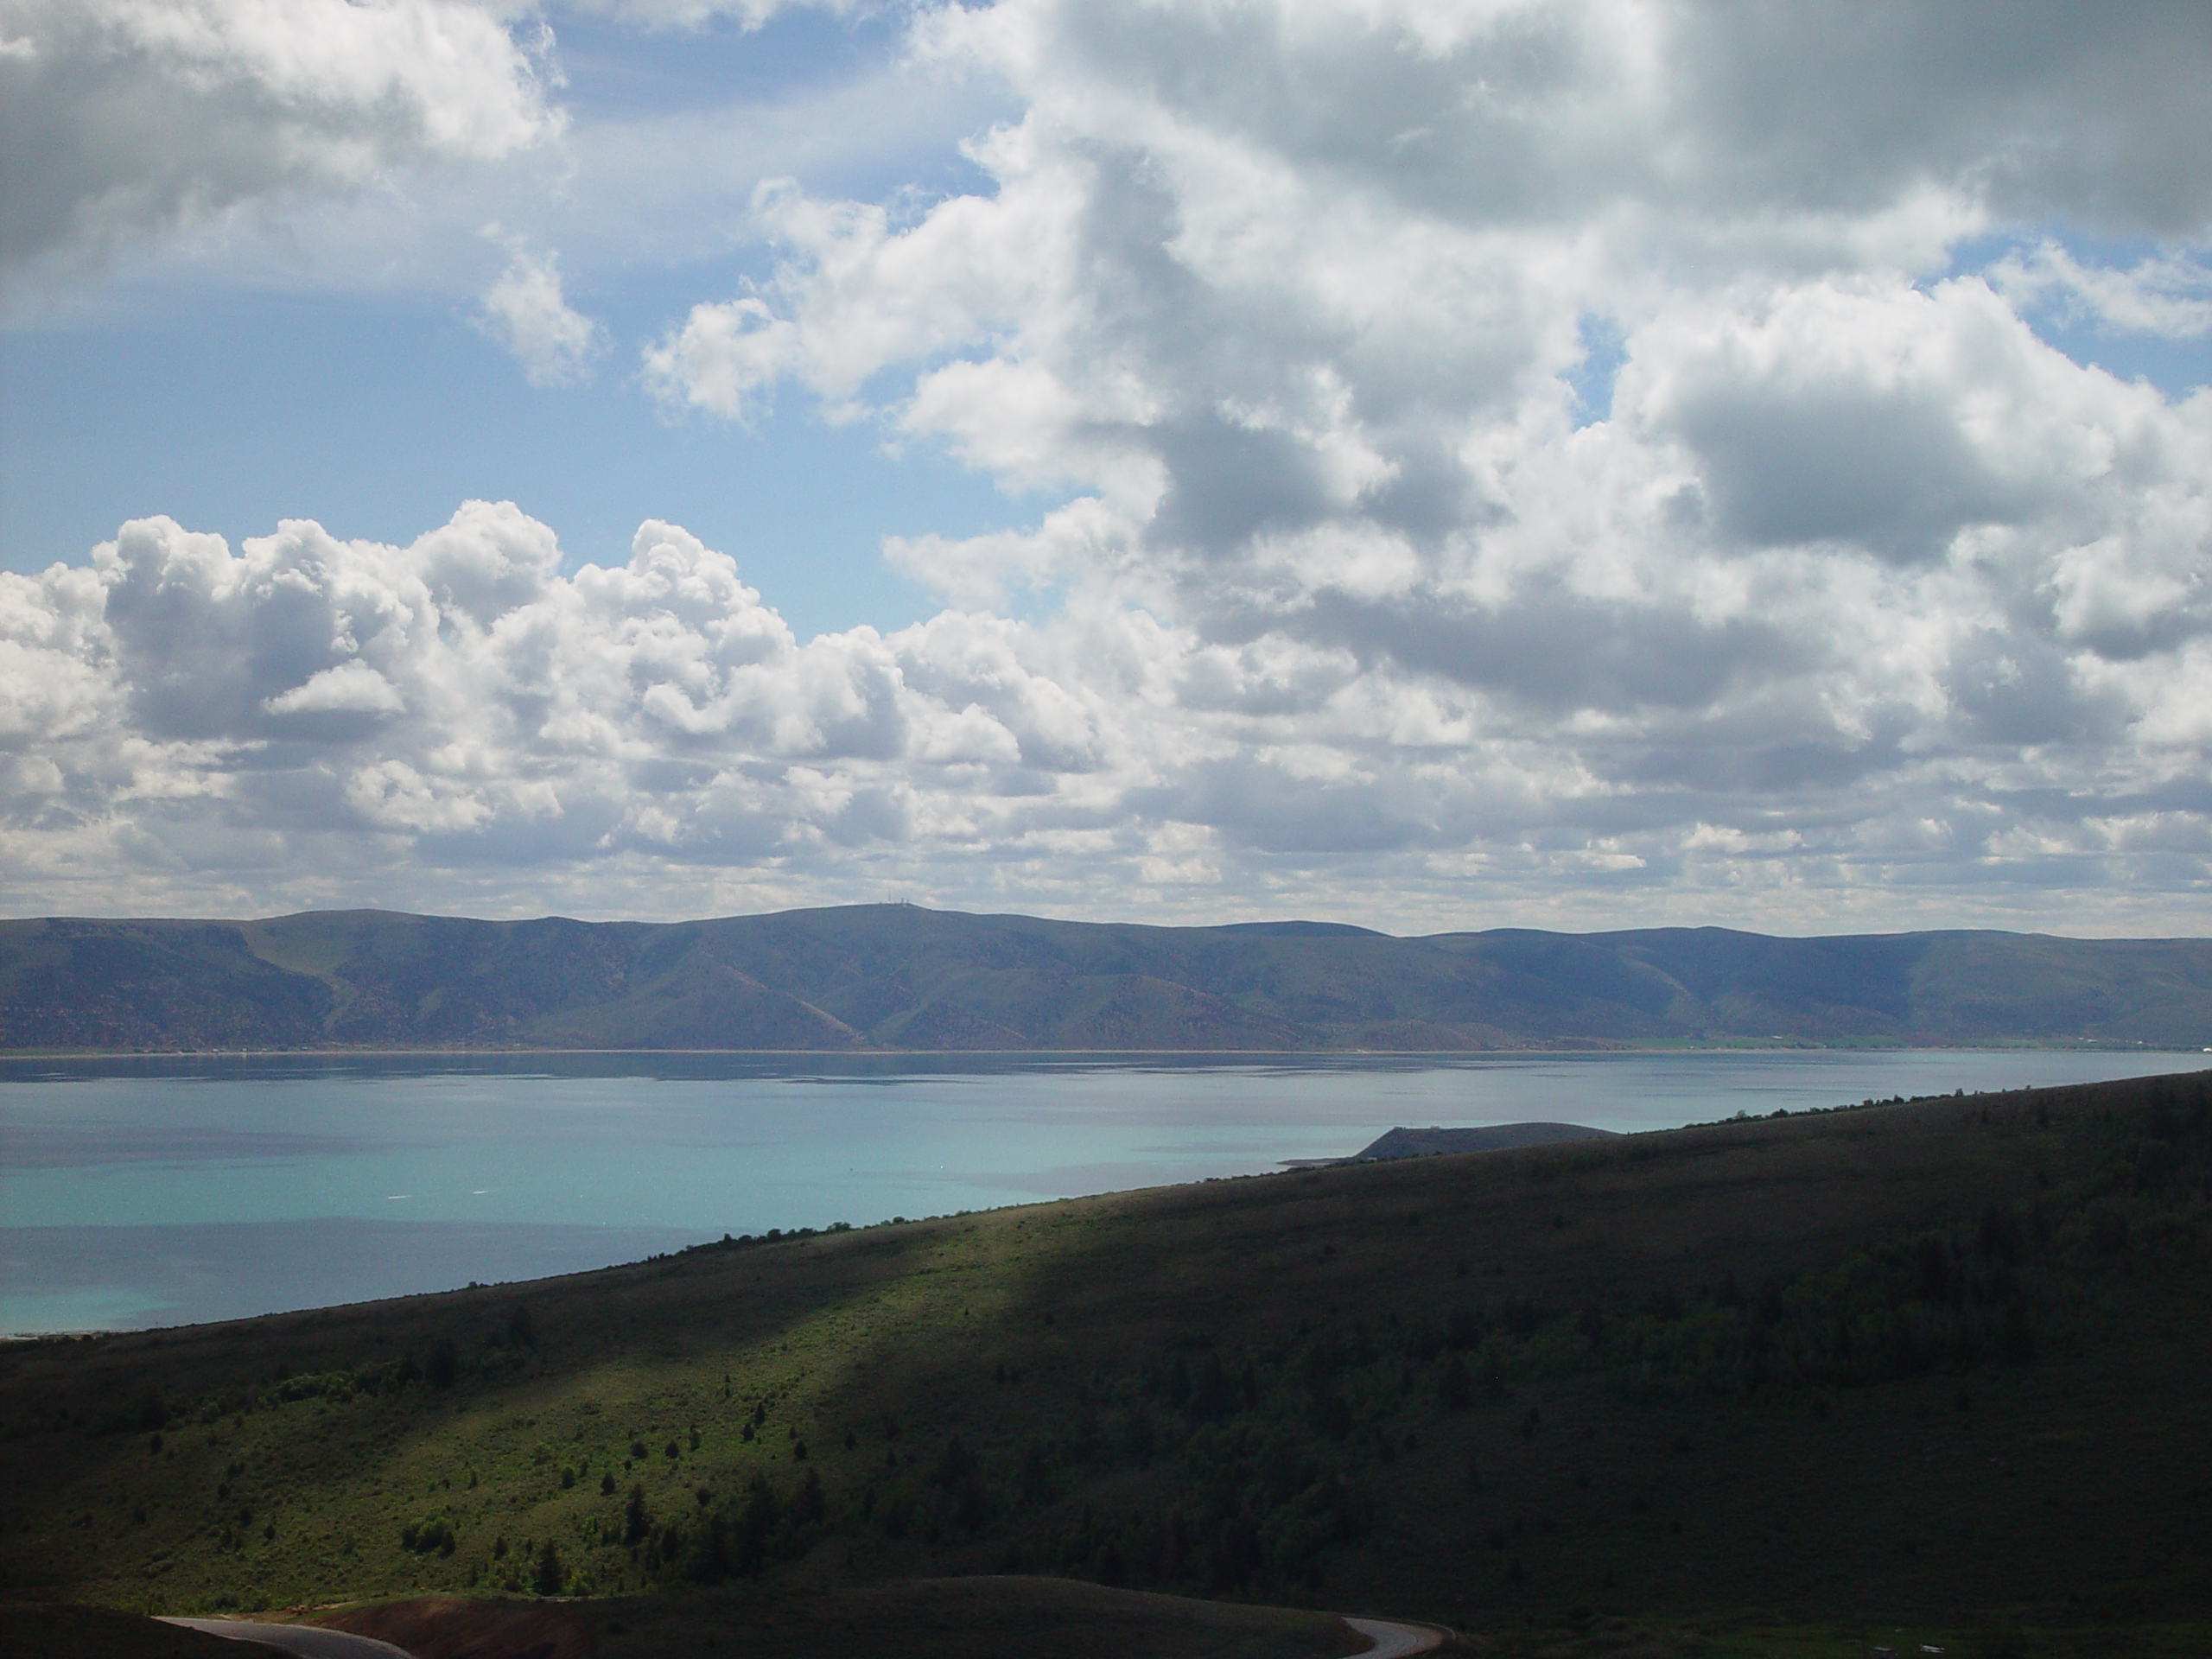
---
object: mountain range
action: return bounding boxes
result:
[2,904,2209,1052]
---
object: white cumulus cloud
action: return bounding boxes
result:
[477,235,605,385]
[1989,241,2212,340]
[626,0,2212,927]
[555,0,865,29]
[10,0,2212,929]
[0,0,560,296]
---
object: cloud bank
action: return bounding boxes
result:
[0,0,561,295]
[7,0,2212,930]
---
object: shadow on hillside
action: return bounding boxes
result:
[3,1071,2209,1633]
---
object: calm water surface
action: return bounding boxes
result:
[3,1049,2204,1334]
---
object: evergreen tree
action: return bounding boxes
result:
[532,1538,563,1596]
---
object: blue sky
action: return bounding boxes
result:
[3,0,2211,934]
[2,282,1029,639]
[2,3,1031,638]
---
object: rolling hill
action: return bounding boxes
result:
[2,1069,2208,1654]
[3,905,2210,1052]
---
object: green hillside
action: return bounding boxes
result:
[3,1069,2208,1656]
[3,906,2212,1051]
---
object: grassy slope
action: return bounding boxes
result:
[2,1071,2208,1652]
[7,906,2212,1049]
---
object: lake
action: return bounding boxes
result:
[4,1048,2206,1335]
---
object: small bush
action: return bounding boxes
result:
[399,1515,456,1556]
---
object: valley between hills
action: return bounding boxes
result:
[3,1068,2209,1658]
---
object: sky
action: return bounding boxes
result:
[3,0,2211,936]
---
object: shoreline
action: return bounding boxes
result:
[10,1062,2209,1344]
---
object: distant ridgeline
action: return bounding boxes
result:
[3,905,2211,1052]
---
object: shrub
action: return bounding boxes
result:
[399,1515,456,1556]
[532,1539,564,1596]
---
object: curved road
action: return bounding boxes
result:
[1343,1616,1452,1656]
[158,1618,415,1659]
[160,1607,1444,1658]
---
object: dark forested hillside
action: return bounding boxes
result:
[2,905,2210,1051]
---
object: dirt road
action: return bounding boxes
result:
[1342,1615,1452,1656]
[158,1618,415,1659]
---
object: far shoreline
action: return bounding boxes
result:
[3,1039,2200,1061]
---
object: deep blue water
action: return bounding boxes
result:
[3,1049,2204,1334]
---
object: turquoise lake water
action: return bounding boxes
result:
[3,1048,2205,1334]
